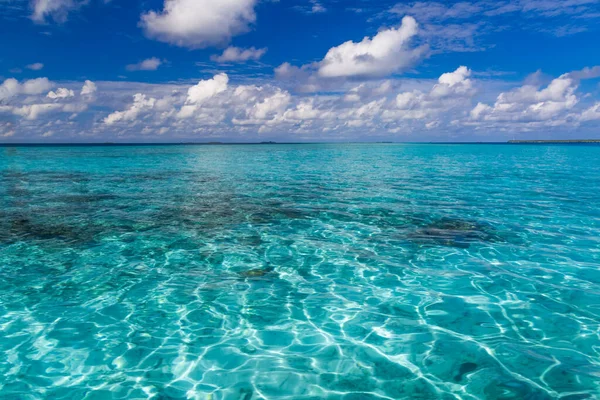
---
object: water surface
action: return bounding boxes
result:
[1,144,600,399]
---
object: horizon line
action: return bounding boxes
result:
[1,139,600,146]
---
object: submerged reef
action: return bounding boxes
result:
[407,217,503,248]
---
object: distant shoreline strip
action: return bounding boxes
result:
[508,140,600,144]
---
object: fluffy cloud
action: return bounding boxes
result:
[104,94,157,125]
[81,80,97,96]
[140,0,258,49]
[317,16,427,78]
[210,46,267,63]
[177,73,229,118]
[431,66,474,97]
[126,58,163,71]
[0,79,21,100]
[0,78,96,123]
[379,66,475,121]
[1,102,87,120]
[104,68,477,136]
[275,16,428,88]
[0,77,53,100]
[22,78,53,95]
[47,88,75,99]
[233,88,291,125]
[26,63,44,71]
[3,67,599,140]
[470,74,578,122]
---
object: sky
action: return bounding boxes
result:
[1,0,600,142]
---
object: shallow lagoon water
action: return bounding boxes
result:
[1,143,600,399]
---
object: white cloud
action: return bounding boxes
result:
[430,66,474,97]
[177,73,229,118]
[22,78,53,95]
[1,102,87,120]
[0,122,16,138]
[317,16,427,78]
[0,77,96,126]
[104,94,157,125]
[126,57,163,71]
[140,0,258,49]
[381,66,475,121]
[580,103,600,121]
[233,88,291,124]
[91,68,480,138]
[10,103,63,120]
[81,80,97,96]
[567,66,600,81]
[470,74,578,122]
[31,0,84,23]
[47,87,75,99]
[210,46,267,63]
[0,77,53,101]
[4,66,599,140]
[26,63,45,71]
[0,78,21,100]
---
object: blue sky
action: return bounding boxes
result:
[1,0,600,142]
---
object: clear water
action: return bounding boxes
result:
[1,144,600,400]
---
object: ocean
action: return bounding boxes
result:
[1,143,599,399]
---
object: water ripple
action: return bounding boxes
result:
[1,144,600,399]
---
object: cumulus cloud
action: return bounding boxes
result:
[431,66,474,97]
[126,57,163,71]
[81,80,97,96]
[210,46,267,63]
[22,78,54,95]
[233,88,291,125]
[0,77,97,128]
[1,102,87,120]
[0,79,21,100]
[104,94,157,125]
[317,16,427,78]
[140,0,258,49]
[470,74,578,122]
[276,16,428,87]
[47,87,75,99]
[0,77,53,101]
[178,73,229,118]
[26,63,44,71]
[92,68,480,138]
[4,66,599,140]
[381,66,475,121]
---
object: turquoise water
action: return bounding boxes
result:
[1,144,600,400]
